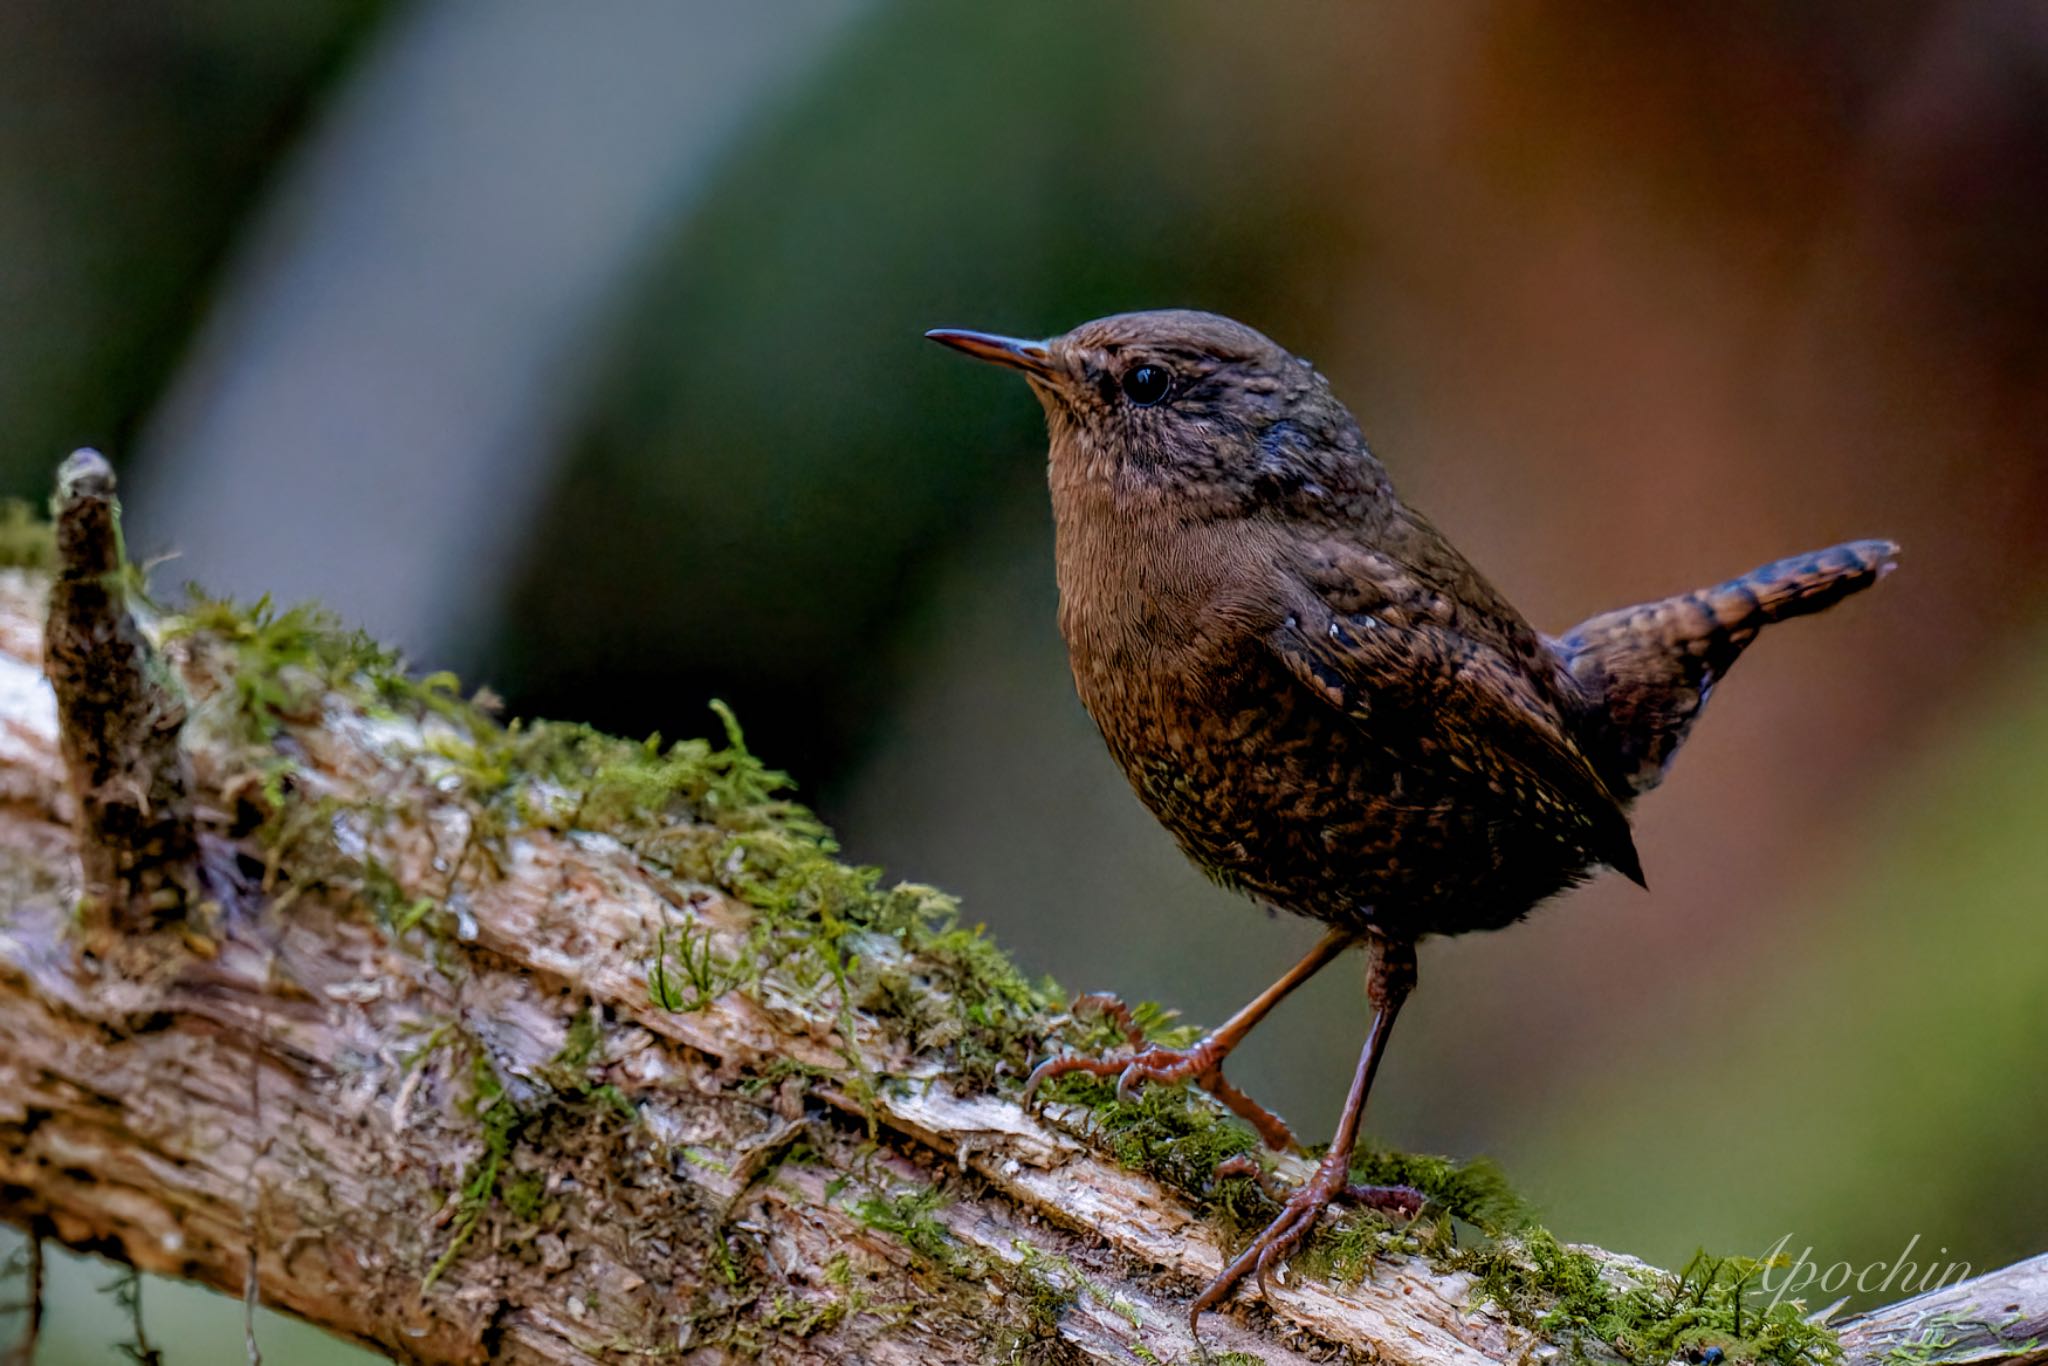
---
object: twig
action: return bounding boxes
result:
[243,1032,265,1366]
[110,1264,162,1366]
[3,1231,42,1366]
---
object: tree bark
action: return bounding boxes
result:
[0,472,2041,1365]
[1835,1254,2048,1366]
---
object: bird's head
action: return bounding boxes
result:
[928,309,1390,519]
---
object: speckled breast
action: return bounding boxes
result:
[1071,641,1597,941]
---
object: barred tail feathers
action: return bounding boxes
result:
[1556,539,1898,797]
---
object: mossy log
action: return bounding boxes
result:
[0,461,2043,1366]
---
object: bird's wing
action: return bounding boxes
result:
[1269,574,1645,885]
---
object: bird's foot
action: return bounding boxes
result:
[1192,1153,1424,1330]
[1024,993,1297,1151]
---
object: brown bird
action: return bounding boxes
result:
[927,310,1897,1327]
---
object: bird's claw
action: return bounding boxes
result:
[1211,1153,1424,1218]
[1192,1153,1424,1332]
[1023,994,1298,1151]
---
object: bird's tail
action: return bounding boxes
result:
[1554,539,1899,798]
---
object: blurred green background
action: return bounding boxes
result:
[4,2,2045,1360]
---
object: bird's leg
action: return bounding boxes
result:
[1024,928,1353,1151]
[1189,936,1421,1331]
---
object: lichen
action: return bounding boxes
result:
[1877,1309,2042,1366]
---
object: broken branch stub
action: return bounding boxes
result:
[43,448,203,935]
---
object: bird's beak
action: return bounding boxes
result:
[925,328,1055,380]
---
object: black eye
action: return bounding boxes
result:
[1120,364,1172,406]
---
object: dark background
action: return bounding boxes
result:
[4,3,2045,1359]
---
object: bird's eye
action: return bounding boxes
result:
[1120,364,1172,406]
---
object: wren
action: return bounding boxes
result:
[927,310,1897,1327]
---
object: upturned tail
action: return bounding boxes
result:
[1555,539,1900,798]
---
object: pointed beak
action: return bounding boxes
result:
[925,328,1055,379]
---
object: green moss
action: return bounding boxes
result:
[1039,1073,1261,1211]
[423,1052,523,1291]
[1004,1243,1150,1348]
[849,1181,1133,1356]
[1009,1245,1083,1335]
[709,1225,744,1289]
[552,1005,605,1072]
[168,595,401,745]
[647,919,740,1012]
[1184,1141,1523,1288]
[1129,1348,1262,1366]
[813,1251,906,1333]
[848,1181,979,1278]
[421,1007,639,1289]
[502,1169,548,1222]
[152,590,1844,1366]
[161,591,1055,1096]
[0,499,56,569]
[1286,1216,1398,1289]
[760,1289,840,1339]
[1461,1229,1841,1366]
[1352,1144,1527,1236]
[542,1007,636,1117]
[732,1056,833,1099]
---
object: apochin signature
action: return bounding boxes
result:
[1757,1233,1973,1310]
